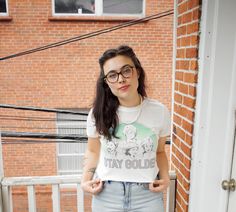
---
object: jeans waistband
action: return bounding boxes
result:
[104,180,150,190]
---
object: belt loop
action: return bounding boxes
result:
[122,182,126,195]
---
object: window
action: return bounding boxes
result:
[0,0,8,15]
[53,0,144,16]
[56,110,88,175]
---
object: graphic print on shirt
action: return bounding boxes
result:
[103,123,157,170]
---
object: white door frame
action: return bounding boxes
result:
[188,0,236,211]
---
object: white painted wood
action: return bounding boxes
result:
[0,134,4,212]
[227,42,236,212]
[167,0,177,209]
[167,171,177,212]
[2,175,82,186]
[1,175,84,211]
[27,186,36,212]
[52,184,60,212]
[2,186,13,212]
[228,123,236,212]
[77,183,84,212]
[189,0,236,211]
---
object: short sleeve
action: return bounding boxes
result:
[86,108,99,138]
[159,105,171,137]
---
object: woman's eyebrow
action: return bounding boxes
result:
[107,64,132,73]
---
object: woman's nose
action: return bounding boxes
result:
[117,73,125,83]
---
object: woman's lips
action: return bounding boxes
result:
[119,85,130,91]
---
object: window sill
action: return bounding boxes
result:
[0,16,12,21]
[48,15,145,22]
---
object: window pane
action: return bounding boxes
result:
[0,0,7,13]
[103,0,143,14]
[57,110,88,175]
[55,0,95,14]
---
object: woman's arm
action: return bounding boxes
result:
[149,136,170,192]
[81,137,103,194]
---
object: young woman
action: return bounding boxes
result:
[81,45,171,212]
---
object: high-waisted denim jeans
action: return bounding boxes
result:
[92,181,164,212]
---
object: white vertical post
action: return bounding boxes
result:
[52,184,60,212]
[0,134,4,212]
[27,186,36,212]
[77,184,84,212]
[2,186,13,212]
[167,170,176,212]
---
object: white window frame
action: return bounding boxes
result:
[0,0,8,16]
[56,110,88,176]
[52,0,145,17]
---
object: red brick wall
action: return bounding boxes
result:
[0,0,174,211]
[171,0,201,211]
[0,0,173,175]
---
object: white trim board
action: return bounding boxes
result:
[189,0,236,211]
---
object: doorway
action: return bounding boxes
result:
[188,0,236,211]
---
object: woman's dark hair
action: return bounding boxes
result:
[93,45,147,140]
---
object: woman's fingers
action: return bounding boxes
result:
[149,179,169,192]
[82,179,103,194]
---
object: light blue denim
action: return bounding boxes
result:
[92,181,164,212]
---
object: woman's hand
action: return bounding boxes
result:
[149,177,170,192]
[81,179,103,195]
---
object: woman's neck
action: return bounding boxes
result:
[118,94,142,107]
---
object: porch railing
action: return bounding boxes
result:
[1,175,84,212]
[0,171,176,212]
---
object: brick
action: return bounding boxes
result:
[173,114,182,126]
[182,12,193,24]
[183,156,191,169]
[187,22,200,34]
[185,134,193,146]
[190,35,199,46]
[188,0,201,9]
[176,71,184,80]
[175,82,180,91]
[180,139,192,156]
[192,8,201,20]
[183,96,196,108]
[189,85,197,97]
[190,60,198,70]
[179,83,188,94]
[175,93,183,104]
[176,60,190,70]
[180,36,191,47]
[178,1,188,14]
[176,126,186,140]
[177,48,186,58]
[183,72,198,83]
[186,48,198,58]
[177,25,187,36]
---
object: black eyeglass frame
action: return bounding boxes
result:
[103,65,134,83]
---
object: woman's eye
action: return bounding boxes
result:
[108,73,117,79]
[123,68,132,75]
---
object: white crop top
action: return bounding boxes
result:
[86,98,171,183]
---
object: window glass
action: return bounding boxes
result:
[103,0,143,14]
[56,110,88,175]
[0,0,7,13]
[55,0,95,14]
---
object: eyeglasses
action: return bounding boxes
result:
[104,65,134,83]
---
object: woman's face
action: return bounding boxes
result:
[103,55,139,104]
